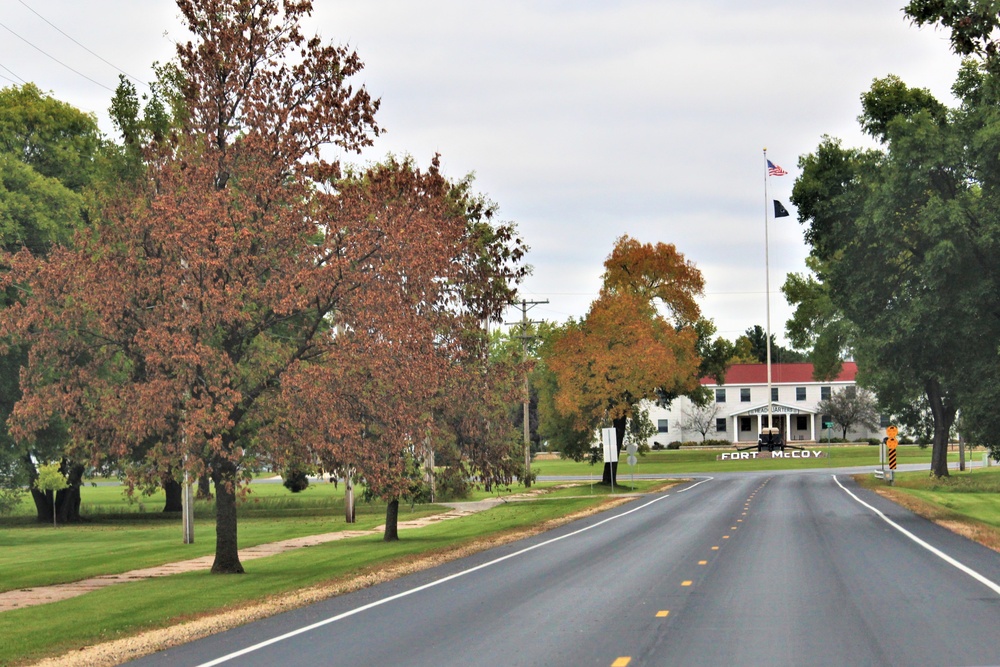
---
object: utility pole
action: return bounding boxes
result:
[508,298,548,488]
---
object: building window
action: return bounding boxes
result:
[821,386,831,401]
[740,388,751,402]
[771,387,779,402]
[796,415,808,430]
[716,418,727,432]
[796,387,806,401]
[657,419,669,433]
[740,417,752,432]
[716,388,726,403]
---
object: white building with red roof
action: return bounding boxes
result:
[646,362,880,445]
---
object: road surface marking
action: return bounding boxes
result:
[677,477,714,493]
[682,580,693,586]
[656,610,670,617]
[722,535,729,539]
[833,475,1000,597]
[611,658,631,666]
[190,490,681,666]
[698,560,707,565]
[711,546,719,550]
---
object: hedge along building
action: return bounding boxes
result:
[646,362,881,446]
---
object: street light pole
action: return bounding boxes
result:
[513,298,548,488]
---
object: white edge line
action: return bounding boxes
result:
[677,476,713,492]
[195,490,681,667]
[832,474,1000,596]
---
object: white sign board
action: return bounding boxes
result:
[601,428,618,463]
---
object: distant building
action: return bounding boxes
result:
[646,362,881,445]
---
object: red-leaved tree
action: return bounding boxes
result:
[1,1,525,566]
[0,0,474,573]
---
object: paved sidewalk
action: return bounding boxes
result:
[0,497,514,613]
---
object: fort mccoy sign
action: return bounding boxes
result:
[717,450,828,461]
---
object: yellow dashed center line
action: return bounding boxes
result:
[656,610,670,618]
[723,535,730,539]
[711,545,719,550]
[612,658,631,667]
[698,560,707,565]
[682,580,693,586]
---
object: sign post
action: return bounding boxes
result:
[601,428,617,494]
[626,442,637,486]
[885,425,898,484]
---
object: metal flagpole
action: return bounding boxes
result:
[763,148,774,435]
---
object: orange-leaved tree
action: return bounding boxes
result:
[546,236,705,484]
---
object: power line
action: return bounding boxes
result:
[16,0,147,87]
[0,63,27,85]
[0,20,115,92]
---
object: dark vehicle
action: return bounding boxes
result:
[757,427,784,452]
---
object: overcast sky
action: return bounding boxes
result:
[0,1,963,344]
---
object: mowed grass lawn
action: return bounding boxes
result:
[0,495,614,665]
[532,443,950,475]
[0,446,990,666]
[857,465,1000,531]
[0,477,662,594]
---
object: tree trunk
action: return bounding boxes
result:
[163,478,183,512]
[926,378,955,478]
[601,416,627,485]
[196,474,213,500]
[211,462,244,574]
[29,461,84,524]
[30,487,53,524]
[383,497,399,542]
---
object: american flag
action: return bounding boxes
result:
[767,160,788,176]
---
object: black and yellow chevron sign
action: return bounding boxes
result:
[886,425,898,470]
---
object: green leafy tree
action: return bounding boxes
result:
[781,256,856,380]
[734,325,807,365]
[0,84,102,522]
[789,73,975,476]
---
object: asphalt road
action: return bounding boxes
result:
[128,471,1000,667]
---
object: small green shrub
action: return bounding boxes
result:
[281,464,310,493]
[434,466,471,501]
